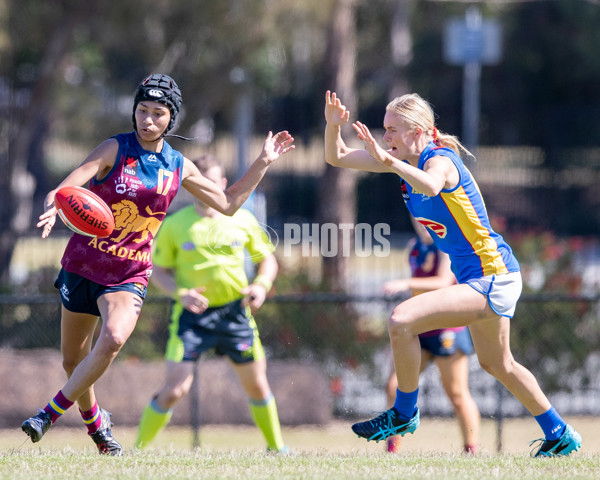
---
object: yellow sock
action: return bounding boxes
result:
[249,394,285,451]
[135,401,173,449]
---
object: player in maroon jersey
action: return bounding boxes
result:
[22,74,294,454]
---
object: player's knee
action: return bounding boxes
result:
[388,307,414,337]
[62,357,81,376]
[477,356,513,378]
[447,391,466,409]
[246,379,271,400]
[477,357,495,376]
[95,332,128,358]
[161,387,187,407]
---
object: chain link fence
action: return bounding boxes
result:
[1,291,599,428]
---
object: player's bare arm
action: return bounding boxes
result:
[352,120,455,196]
[182,131,294,216]
[324,91,389,172]
[37,139,119,238]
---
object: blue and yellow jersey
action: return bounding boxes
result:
[408,237,467,338]
[402,142,520,283]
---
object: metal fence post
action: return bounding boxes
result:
[190,357,201,449]
[495,380,504,453]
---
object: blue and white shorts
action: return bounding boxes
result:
[466,271,522,318]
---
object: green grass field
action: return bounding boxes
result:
[1,418,598,479]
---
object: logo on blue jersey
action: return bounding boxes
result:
[124,156,139,177]
[401,180,409,201]
[417,218,448,239]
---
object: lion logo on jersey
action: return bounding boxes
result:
[111,200,166,243]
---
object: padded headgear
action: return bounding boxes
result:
[132,73,182,134]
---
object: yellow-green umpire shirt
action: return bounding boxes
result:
[152,205,275,307]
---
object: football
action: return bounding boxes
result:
[54,186,115,238]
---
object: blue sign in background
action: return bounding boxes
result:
[444,18,502,65]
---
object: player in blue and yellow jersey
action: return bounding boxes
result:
[21,74,294,454]
[135,154,287,452]
[383,217,480,454]
[324,90,581,457]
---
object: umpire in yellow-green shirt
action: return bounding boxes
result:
[135,154,287,452]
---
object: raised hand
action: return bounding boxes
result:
[261,130,295,165]
[352,121,393,167]
[325,90,350,126]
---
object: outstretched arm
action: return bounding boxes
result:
[37,139,119,238]
[324,91,389,173]
[182,130,294,216]
[352,121,457,196]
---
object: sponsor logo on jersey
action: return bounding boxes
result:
[401,180,409,201]
[124,156,139,176]
[416,218,448,239]
[115,175,141,198]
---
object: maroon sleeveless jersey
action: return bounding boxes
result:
[61,132,184,286]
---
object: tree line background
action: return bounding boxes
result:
[1,0,599,288]
[0,0,599,422]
